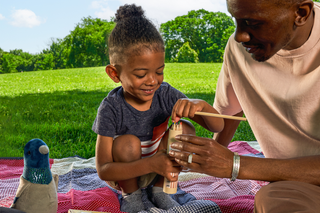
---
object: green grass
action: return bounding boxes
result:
[0,63,255,158]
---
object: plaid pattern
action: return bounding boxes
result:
[140,200,221,213]
[0,141,266,213]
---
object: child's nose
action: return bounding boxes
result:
[145,74,156,85]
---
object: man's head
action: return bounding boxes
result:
[227,0,314,62]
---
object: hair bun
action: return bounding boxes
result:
[114,4,145,22]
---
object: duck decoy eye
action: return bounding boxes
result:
[27,151,31,155]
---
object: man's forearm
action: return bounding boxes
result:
[213,111,243,147]
[240,155,320,185]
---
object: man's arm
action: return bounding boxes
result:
[213,111,243,147]
[169,134,320,185]
[240,154,320,185]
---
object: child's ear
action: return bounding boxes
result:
[106,65,120,83]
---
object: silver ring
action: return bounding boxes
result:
[188,154,193,164]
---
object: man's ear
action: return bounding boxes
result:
[294,0,314,27]
[106,65,120,83]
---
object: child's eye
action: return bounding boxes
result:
[156,72,163,75]
[135,74,145,79]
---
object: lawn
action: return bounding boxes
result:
[0,63,255,158]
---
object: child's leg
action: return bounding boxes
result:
[112,134,145,212]
[112,134,141,194]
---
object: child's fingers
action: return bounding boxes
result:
[177,99,195,118]
[172,116,181,123]
[171,99,183,120]
[173,99,187,118]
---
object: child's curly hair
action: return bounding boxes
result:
[108,4,165,65]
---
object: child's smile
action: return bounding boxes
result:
[142,88,155,95]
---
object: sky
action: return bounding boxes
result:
[0,0,229,54]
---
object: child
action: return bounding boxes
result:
[92,4,224,213]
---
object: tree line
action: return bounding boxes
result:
[1,9,234,73]
[0,17,115,73]
[2,0,320,74]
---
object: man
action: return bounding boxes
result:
[169,0,320,212]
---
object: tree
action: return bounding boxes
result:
[64,17,115,68]
[34,53,55,71]
[161,10,235,63]
[174,42,199,63]
[0,48,4,73]
[43,38,68,69]
[1,49,57,73]
[2,49,36,73]
[0,17,116,73]
[15,51,35,72]
[1,53,22,73]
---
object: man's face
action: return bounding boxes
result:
[227,0,297,62]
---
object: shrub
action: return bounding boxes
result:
[174,42,199,63]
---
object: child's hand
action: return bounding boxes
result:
[172,98,224,139]
[172,116,181,123]
[171,98,207,121]
[150,150,182,181]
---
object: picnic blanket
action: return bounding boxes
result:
[0,141,268,213]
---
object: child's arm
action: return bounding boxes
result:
[95,134,180,181]
[171,98,224,133]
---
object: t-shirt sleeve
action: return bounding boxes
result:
[165,83,188,111]
[92,98,117,137]
[213,38,242,115]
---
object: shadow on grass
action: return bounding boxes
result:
[0,90,255,158]
[0,89,109,158]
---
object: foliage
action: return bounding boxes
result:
[0,48,3,72]
[161,9,235,63]
[34,53,55,71]
[174,42,199,63]
[0,11,235,71]
[0,17,115,73]
[63,17,115,68]
[0,50,48,73]
[42,38,68,69]
[1,54,20,73]
[0,63,254,158]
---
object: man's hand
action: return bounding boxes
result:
[169,134,234,178]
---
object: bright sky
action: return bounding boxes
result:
[0,0,229,54]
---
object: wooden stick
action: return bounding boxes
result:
[194,112,247,121]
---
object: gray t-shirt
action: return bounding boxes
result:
[92,82,187,141]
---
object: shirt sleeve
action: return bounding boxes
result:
[166,83,188,111]
[92,98,117,137]
[213,38,242,115]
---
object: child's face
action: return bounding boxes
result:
[119,50,165,110]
